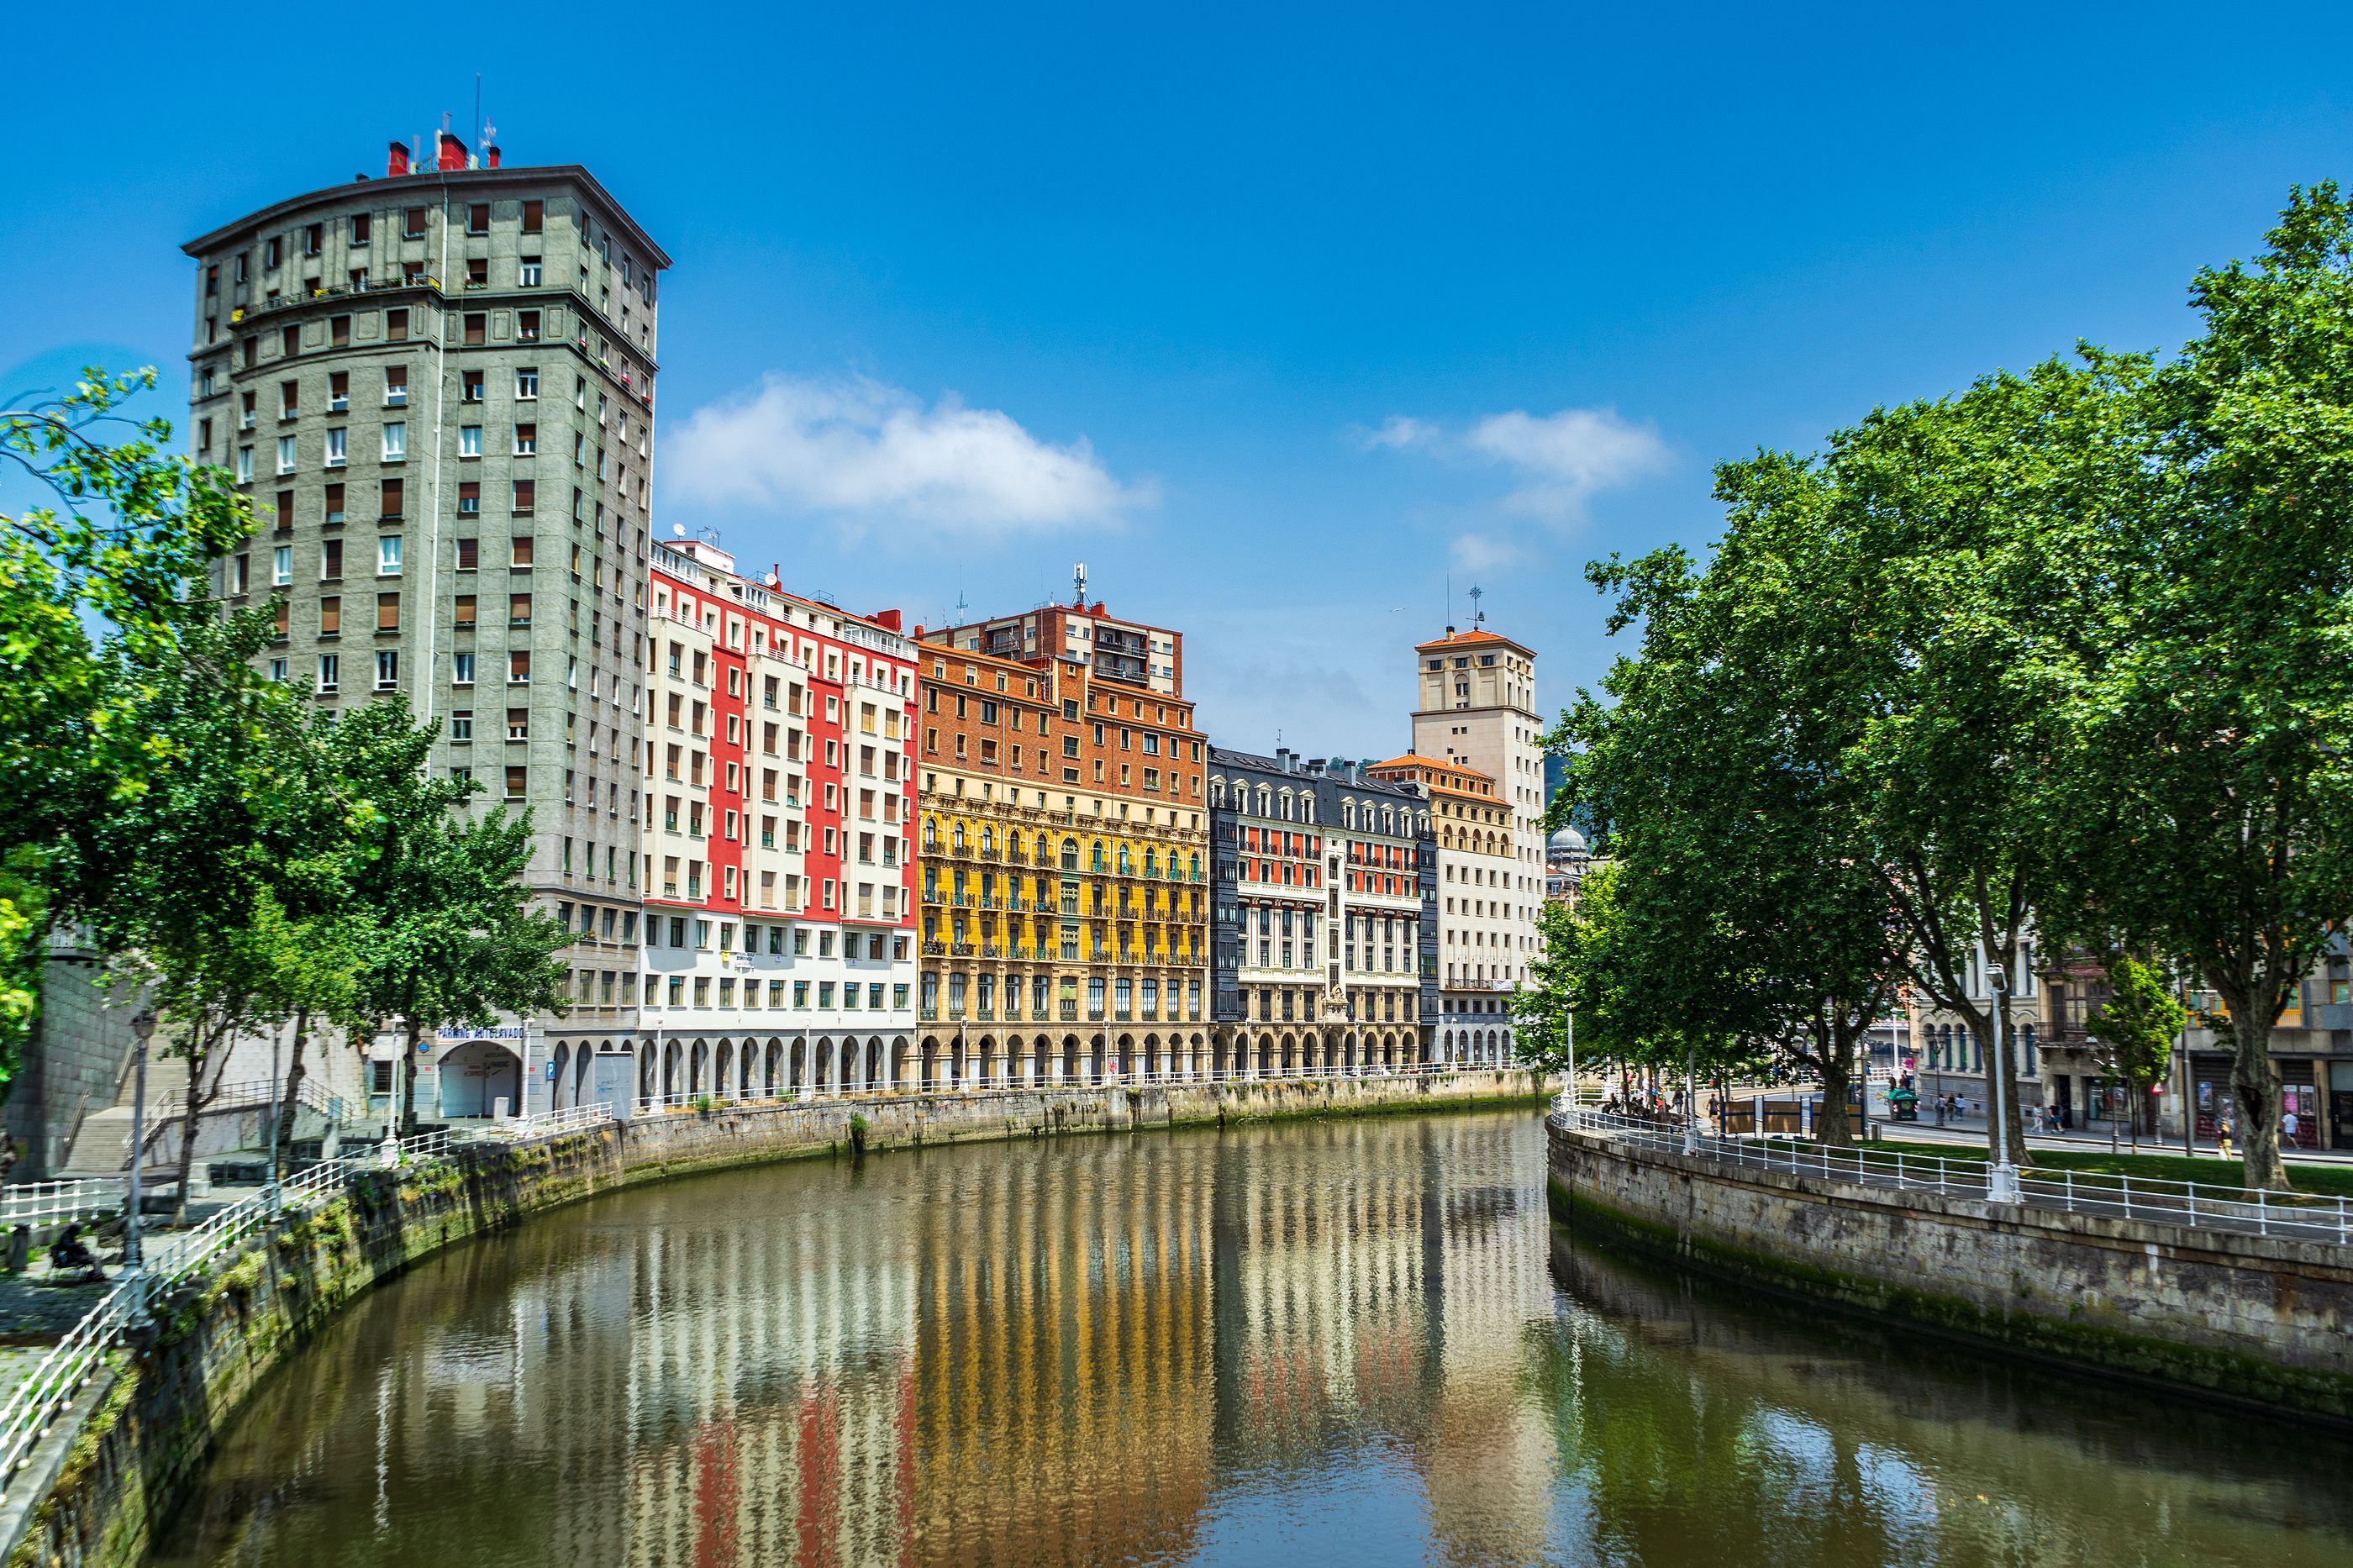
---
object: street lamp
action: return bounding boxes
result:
[1987,968,2021,1203]
[124,1008,155,1281]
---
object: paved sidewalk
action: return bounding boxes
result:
[1890,1114,2353,1166]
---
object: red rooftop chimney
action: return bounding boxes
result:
[872,609,903,633]
[387,139,411,177]
[485,144,502,169]
[436,130,467,171]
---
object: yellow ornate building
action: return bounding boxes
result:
[914,634,1210,1086]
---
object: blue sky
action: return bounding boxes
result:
[7,3,2350,758]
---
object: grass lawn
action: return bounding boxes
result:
[1760,1136,2353,1201]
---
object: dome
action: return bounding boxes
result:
[1549,825,1588,855]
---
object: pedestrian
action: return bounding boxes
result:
[2218,1118,2235,1161]
[2283,1108,2300,1148]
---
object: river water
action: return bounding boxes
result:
[152,1112,2353,1567]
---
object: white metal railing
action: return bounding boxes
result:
[0,1272,142,1511]
[0,1181,120,1232]
[473,1102,613,1141]
[1557,1108,2353,1246]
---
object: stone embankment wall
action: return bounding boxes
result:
[8,1071,1538,1568]
[1548,1119,2353,1423]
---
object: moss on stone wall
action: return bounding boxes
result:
[1550,1158,2353,1427]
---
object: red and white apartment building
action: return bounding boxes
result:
[637,533,920,1104]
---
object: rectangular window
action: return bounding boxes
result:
[377,535,402,575]
[403,206,426,239]
[505,766,527,800]
[456,537,479,570]
[379,476,403,519]
[236,446,254,484]
[519,258,543,287]
[454,594,476,628]
[316,653,339,692]
[509,593,532,626]
[350,213,371,245]
[467,203,490,236]
[514,367,539,400]
[509,650,531,683]
[318,596,340,634]
[276,435,297,475]
[381,423,406,460]
[328,371,349,413]
[522,199,544,234]
[329,314,350,348]
[453,651,476,685]
[273,491,294,531]
[450,710,472,741]
[320,538,342,578]
[458,480,480,515]
[374,650,398,691]
[460,426,482,458]
[376,591,399,630]
[271,545,291,586]
[324,428,346,467]
[517,309,540,342]
[383,366,408,406]
[386,308,408,341]
[507,708,529,741]
[513,423,536,455]
[512,479,535,513]
[463,313,487,345]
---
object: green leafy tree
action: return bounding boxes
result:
[332,698,570,1132]
[2082,955,2187,1152]
[2056,186,2353,1192]
[0,368,250,1098]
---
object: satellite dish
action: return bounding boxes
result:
[671,522,686,537]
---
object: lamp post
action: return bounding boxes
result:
[124,1008,155,1285]
[1987,967,2021,1202]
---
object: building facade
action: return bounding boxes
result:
[1208,750,1437,1075]
[1369,753,1514,1066]
[634,535,919,1106]
[184,130,667,1117]
[1409,628,1544,1066]
[913,622,1210,1086]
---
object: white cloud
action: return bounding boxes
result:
[1359,414,1440,450]
[666,373,1151,535]
[1361,404,1671,526]
[1449,531,1523,573]
[1465,408,1671,521]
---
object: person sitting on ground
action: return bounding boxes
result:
[48,1223,102,1283]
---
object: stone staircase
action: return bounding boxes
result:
[55,1059,189,1180]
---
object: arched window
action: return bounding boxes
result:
[1008,829,1024,860]
[1143,850,1159,878]
[923,818,940,850]
[1188,853,1202,881]
[952,821,966,850]
[1061,837,1081,872]
[1210,777,1226,808]
[980,826,994,855]
[1118,845,1132,876]
[1091,841,1107,874]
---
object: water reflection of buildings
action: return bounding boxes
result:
[905,1141,1217,1568]
[1210,1118,1560,1565]
[224,1117,1561,1568]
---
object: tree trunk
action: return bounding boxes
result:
[1816,1022,1857,1149]
[276,1006,310,1165]
[401,1018,422,1136]
[2230,1012,2292,1192]
[1973,1012,2028,1167]
[171,1029,218,1224]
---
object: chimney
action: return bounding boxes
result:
[485,144,502,169]
[387,139,411,177]
[872,608,903,633]
[436,130,467,171]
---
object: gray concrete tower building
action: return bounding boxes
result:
[182,129,669,1114]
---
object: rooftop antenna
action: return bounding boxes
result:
[1445,571,1454,636]
[472,75,481,166]
[1468,584,1485,629]
[1072,562,1088,607]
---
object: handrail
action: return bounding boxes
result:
[0,1181,120,1232]
[1556,1108,2352,1246]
